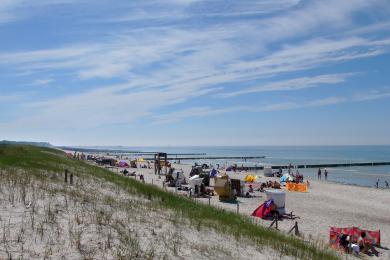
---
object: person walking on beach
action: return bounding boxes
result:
[317,168,322,180]
[386,180,389,188]
[375,179,380,188]
[324,169,328,181]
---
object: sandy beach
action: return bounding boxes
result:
[104,161,390,259]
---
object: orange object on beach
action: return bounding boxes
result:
[285,182,308,192]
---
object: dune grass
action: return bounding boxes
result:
[0,144,339,259]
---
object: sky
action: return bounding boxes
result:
[0,0,390,146]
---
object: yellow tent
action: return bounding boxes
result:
[137,157,145,162]
[286,182,308,192]
[244,174,257,182]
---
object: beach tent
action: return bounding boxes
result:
[137,157,145,162]
[329,227,380,249]
[244,174,257,182]
[280,173,294,183]
[251,199,274,219]
[118,161,129,168]
[286,182,307,192]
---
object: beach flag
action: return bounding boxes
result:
[329,227,380,248]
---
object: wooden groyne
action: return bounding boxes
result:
[143,156,266,161]
[234,161,390,170]
[58,147,206,156]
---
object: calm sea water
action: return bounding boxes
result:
[104,146,390,188]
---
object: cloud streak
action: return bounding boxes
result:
[221,73,351,97]
[155,90,390,124]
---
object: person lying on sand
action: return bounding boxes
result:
[357,232,379,256]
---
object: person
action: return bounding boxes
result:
[339,232,350,252]
[123,169,129,175]
[358,231,379,256]
[324,169,328,180]
[317,168,322,180]
[139,174,145,183]
[385,180,389,188]
[375,179,380,188]
[194,185,199,197]
[200,183,205,195]
[295,170,301,183]
[260,183,265,192]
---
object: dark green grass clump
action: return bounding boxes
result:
[0,144,339,260]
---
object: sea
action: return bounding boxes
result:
[85,145,390,188]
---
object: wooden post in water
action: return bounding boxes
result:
[64,169,68,183]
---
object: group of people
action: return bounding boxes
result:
[339,231,379,256]
[292,170,304,183]
[317,168,329,180]
[375,178,389,188]
[259,181,281,191]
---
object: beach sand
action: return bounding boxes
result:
[0,167,288,259]
[110,162,390,259]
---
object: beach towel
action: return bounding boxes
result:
[285,182,307,192]
[329,227,381,249]
[251,199,274,219]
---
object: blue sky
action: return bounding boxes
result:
[0,0,390,146]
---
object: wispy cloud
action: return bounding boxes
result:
[221,73,351,97]
[155,90,390,124]
[29,78,54,86]
[0,0,81,24]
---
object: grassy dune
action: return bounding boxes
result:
[0,145,339,259]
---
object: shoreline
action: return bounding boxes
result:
[187,162,390,190]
